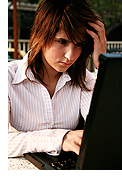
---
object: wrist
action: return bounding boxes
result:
[95,66,98,70]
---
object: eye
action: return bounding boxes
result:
[75,42,84,47]
[58,39,67,45]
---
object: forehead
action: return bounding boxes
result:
[55,28,86,43]
[55,29,69,40]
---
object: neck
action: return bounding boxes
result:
[44,68,61,85]
[41,56,61,85]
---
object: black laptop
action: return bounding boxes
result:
[25,53,122,170]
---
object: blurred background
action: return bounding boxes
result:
[8,0,122,70]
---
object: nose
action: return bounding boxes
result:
[64,44,75,61]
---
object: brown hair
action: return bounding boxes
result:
[26,0,100,90]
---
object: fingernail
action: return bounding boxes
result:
[86,29,89,32]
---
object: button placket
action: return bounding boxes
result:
[41,85,54,129]
[49,122,53,128]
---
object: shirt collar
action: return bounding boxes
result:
[11,53,39,85]
[55,72,71,93]
[11,53,71,85]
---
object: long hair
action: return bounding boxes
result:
[26,0,100,90]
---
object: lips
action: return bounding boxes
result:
[60,62,72,66]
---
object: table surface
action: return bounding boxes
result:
[8,157,39,170]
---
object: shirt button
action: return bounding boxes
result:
[49,122,53,128]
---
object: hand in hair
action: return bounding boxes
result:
[86,20,107,69]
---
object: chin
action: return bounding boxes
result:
[56,66,69,73]
[57,69,68,73]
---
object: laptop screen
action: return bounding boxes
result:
[76,53,122,170]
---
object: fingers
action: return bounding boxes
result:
[87,21,106,44]
[86,20,107,51]
[62,130,84,155]
[86,20,107,68]
[86,28,100,44]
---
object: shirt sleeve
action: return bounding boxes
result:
[8,98,69,157]
[8,129,69,157]
[80,70,96,120]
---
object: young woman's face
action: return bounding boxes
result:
[42,29,82,73]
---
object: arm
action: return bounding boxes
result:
[86,20,107,69]
[8,98,69,157]
[8,128,69,157]
[62,20,107,155]
[61,77,95,155]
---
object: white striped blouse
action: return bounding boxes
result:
[8,54,95,157]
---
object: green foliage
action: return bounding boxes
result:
[36,0,42,8]
[36,0,122,35]
[89,0,122,33]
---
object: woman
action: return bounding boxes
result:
[8,0,106,157]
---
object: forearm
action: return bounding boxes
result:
[8,129,69,157]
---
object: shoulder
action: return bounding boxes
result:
[8,53,28,83]
[8,60,22,82]
[85,69,94,81]
[8,60,22,72]
[85,69,96,90]
[8,53,28,73]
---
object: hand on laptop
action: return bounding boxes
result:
[86,20,107,69]
[62,130,84,155]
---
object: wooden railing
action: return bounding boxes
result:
[107,41,122,53]
[8,39,29,58]
[8,39,122,57]
[8,39,122,71]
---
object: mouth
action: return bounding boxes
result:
[60,62,72,66]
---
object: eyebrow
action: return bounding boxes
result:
[54,37,84,46]
[54,37,70,42]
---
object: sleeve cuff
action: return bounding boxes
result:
[35,129,70,155]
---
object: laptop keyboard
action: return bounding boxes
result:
[50,158,76,170]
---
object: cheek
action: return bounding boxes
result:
[42,49,54,65]
[75,48,82,60]
[44,47,62,62]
